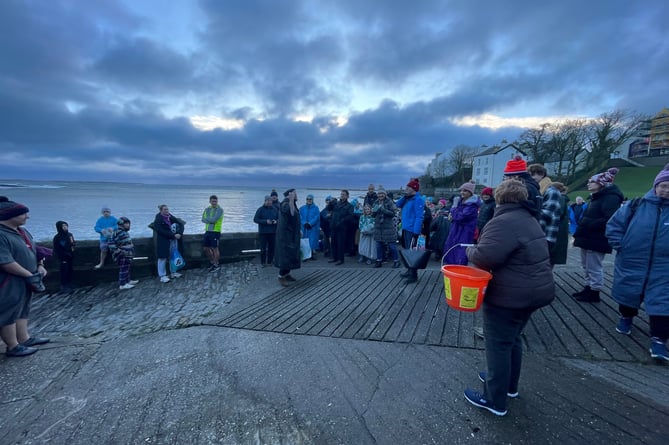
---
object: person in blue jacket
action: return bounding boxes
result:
[299,194,320,260]
[568,196,587,234]
[606,164,669,361]
[396,178,425,284]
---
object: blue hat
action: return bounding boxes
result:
[326,195,332,201]
[307,194,314,200]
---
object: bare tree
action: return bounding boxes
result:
[545,120,586,178]
[448,145,479,185]
[517,123,550,163]
[584,110,648,170]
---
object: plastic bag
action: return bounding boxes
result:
[170,248,186,271]
[300,238,312,261]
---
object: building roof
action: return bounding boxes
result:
[473,143,525,157]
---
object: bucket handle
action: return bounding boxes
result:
[441,243,474,265]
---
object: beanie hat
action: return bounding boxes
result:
[101,206,111,213]
[306,194,314,200]
[653,163,669,188]
[377,186,386,194]
[270,190,278,197]
[438,199,447,206]
[590,167,619,187]
[0,200,29,221]
[459,180,476,194]
[481,187,494,197]
[504,155,527,175]
[407,178,420,191]
[283,188,295,197]
[117,216,130,226]
[264,195,271,201]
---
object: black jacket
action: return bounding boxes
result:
[331,199,354,232]
[253,205,279,234]
[574,185,624,253]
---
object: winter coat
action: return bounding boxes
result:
[331,199,354,233]
[573,184,623,253]
[274,198,301,270]
[549,195,570,265]
[253,205,279,234]
[152,213,185,259]
[466,203,555,309]
[568,202,587,234]
[477,198,496,233]
[396,193,425,235]
[606,190,669,316]
[443,195,481,265]
[53,221,75,260]
[372,198,398,243]
[540,186,563,244]
[299,203,321,250]
[109,227,134,261]
[429,212,451,256]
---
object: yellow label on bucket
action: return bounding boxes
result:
[460,287,480,309]
[444,277,452,300]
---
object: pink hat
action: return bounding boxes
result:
[459,181,476,194]
[589,168,619,187]
[481,187,494,197]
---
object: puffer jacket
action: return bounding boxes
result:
[606,190,669,315]
[372,198,398,243]
[574,184,623,253]
[466,203,555,309]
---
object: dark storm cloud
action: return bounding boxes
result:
[0,0,666,188]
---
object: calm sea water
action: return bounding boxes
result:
[1,181,364,242]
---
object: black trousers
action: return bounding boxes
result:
[331,228,348,262]
[619,304,669,341]
[59,258,74,287]
[258,233,276,265]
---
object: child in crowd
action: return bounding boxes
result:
[109,217,138,290]
[52,221,75,292]
[358,205,375,264]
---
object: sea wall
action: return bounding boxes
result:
[40,232,259,289]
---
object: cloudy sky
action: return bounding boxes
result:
[1,0,667,188]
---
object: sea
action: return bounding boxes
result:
[1,180,365,242]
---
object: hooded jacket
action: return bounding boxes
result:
[53,221,75,260]
[606,190,669,315]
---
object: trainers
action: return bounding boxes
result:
[478,371,518,398]
[21,337,50,347]
[170,272,182,279]
[5,344,38,357]
[119,283,135,290]
[373,261,382,268]
[472,327,485,339]
[284,275,296,282]
[392,261,401,269]
[94,263,103,270]
[615,317,633,335]
[278,276,289,287]
[160,276,170,283]
[649,338,669,361]
[209,264,221,272]
[128,280,139,285]
[463,388,507,416]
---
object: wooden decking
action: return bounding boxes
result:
[217,264,651,363]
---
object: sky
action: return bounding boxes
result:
[1,0,667,189]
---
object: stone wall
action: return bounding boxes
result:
[40,232,259,288]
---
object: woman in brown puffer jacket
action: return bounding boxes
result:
[462,178,555,417]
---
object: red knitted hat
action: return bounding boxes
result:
[407,178,420,191]
[481,187,494,197]
[504,155,527,175]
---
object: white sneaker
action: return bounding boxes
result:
[94,264,103,270]
[119,283,135,290]
[128,280,139,285]
[160,276,170,283]
[170,272,182,279]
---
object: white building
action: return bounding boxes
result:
[472,144,526,187]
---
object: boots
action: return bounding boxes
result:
[575,288,600,303]
[572,286,591,298]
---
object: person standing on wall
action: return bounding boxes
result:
[202,195,223,272]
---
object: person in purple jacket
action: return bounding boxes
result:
[442,181,481,265]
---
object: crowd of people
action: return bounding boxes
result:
[1,162,667,402]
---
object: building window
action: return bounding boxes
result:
[476,168,481,175]
[484,167,488,175]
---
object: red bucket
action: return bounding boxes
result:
[441,265,492,312]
